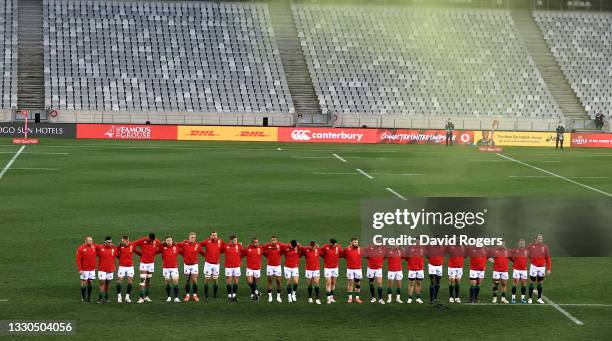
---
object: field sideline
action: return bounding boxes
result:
[0,138,611,340]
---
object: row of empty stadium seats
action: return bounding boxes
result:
[0,0,17,109]
[43,0,294,113]
[293,5,561,117]
[535,11,612,118]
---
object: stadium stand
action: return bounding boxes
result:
[534,11,612,119]
[0,0,18,112]
[293,5,562,127]
[43,0,294,124]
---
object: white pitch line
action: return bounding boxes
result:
[291,156,332,159]
[0,152,69,155]
[543,295,584,325]
[12,167,61,171]
[332,153,347,162]
[386,187,407,200]
[372,173,421,176]
[312,172,358,175]
[0,145,25,180]
[473,302,612,307]
[497,153,612,198]
[356,168,374,179]
[509,175,609,179]
[0,299,7,302]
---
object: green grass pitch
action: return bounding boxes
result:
[0,138,611,340]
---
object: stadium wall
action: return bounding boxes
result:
[5,122,612,148]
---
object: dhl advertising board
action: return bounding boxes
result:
[177,126,278,141]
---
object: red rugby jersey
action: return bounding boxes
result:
[386,248,404,272]
[342,245,362,270]
[76,243,97,271]
[200,238,224,264]
[158,243,180,268]
[282,245,301,268]
[117,242,140,267]
[468,246,489,271]
[364,245,384,269]
[510,247,528,270]
[95,244,118,273]
[243,244,263,270]
[320,243,342,268]
[528,242,551,271]
[446,244,465,268]
[263,242,284,266]
[134,237,161,264]
[492,247,510,272]
[406,245,425,271]
[223,242,243,268]
[426,245,445,266]
[300,246,321,271]
[177,241,205,265]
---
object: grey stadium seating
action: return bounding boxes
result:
[0,0,18,109]
[43,0,294,114]
[293,5,561,118]
[535,11,612,118]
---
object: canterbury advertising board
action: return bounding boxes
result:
[378,129,474,145]
[570,133,612,148]
[177,126,278,141]
[76,124,177,140]
[473,131,571,147]
[278,127,378,144]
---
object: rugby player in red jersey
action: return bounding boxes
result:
[282,240,302,303]
[527,234,551,304]
[200,231,224,302]
[243,237,264,302]
[364,244,385,304]
[134,233,160,303]
[177,232,205,302]
[406,243,425,304]
[223,235,243,302]
[386,246,404,304]
[301,241,322,304]
[446,244,465,303]
[157,236,181,303]
[509,239,529,304]
[426,244,445,304]
[320,238,342,304]
[491,243,510,304]
[116,235,140,303]
[342,237,363,304]
[76,236,97,302]
[95,236,118,304]
[468,245,489,304]
[263,236,284,302]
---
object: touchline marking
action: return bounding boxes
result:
[509,175,609,179]
[473,302,612,307]
[0,151,69,155]
[332,153,347,162]
[12,167,61,171]
[0,146,25,180]
[543,295,584,325]
[386,187,407,200]
[497,153,612,198]
[291,156,331,159]
[312,172,358,175]
[356,168,374,179]
[372,173,421,176]
[0,299,8,302]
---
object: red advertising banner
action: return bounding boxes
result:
[278,127,379,144]
[77,124,177,140]
[377,129,474,145]
[570,133,612,148]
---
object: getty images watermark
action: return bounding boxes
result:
[360,197,612,256]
